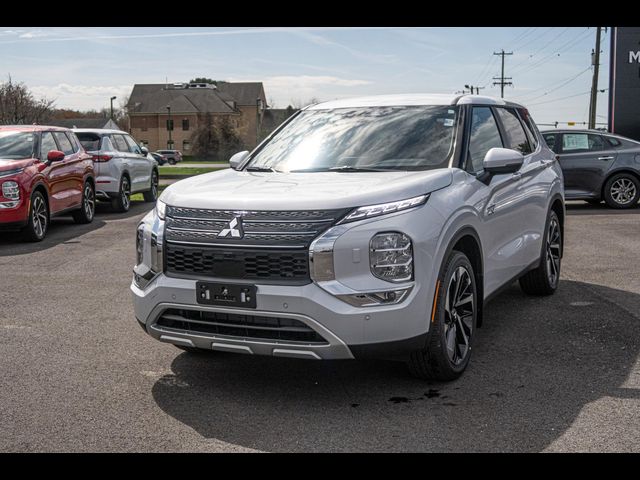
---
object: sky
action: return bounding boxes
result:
[0,27,610,128]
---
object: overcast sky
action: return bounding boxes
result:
[0,27,610,127]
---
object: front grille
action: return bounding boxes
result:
[156,308,328,344]
[165,206,349,248]
[165,243,310,284]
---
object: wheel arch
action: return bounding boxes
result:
[442,226,485,328]
[549,193,565,258]
[600,168,640,200]
[31,181,50,213]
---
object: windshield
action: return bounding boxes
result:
[0,131,37,160]
[246,106,458,172]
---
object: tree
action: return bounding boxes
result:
[218,116,243,159]
[0,76,55,125]
[189,78,223,86]
[190,113,220,160]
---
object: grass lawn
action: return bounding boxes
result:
[131,184,168,202]
[182,155,229,163]
[158,166,216,176]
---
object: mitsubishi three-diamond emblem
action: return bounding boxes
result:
[217,216,244,238]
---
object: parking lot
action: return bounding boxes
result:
[0,200,639,452]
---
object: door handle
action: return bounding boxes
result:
[598,156,614,161]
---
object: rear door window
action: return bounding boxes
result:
[66,132,81,152]
[52,132,75,155]
[561,133,605,153]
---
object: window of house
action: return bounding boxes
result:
[166,119,174,131]
[467,107,504,173]
[495,108,532,155]
[167,140,175,149]
[141,118,148,132]
[182,140,190,151]
[182,119,189,131]
[52,132,75,155]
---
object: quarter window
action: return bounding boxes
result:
[467,107,504,173]
[52,132,74,155]
[517,108,539,149]
[495,108,531,154]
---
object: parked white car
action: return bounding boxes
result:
[74,129,159,212]
[132,94,564,381]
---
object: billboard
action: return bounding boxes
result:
[609,27,640,141]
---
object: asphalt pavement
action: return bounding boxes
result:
[0,200,638,452]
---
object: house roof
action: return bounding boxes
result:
[127,82,265,114]
[215,82,266,106]
[51,118,119,129]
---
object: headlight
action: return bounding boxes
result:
[156,199,166,220]
[370,232,413,283]
[2,181,20,201]
[341,194,428,224]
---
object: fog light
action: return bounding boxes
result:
[2,181,20,201]
[337,286,413,307]
[370,232,413,283]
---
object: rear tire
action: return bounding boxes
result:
[169,158,176,165]
[143,170,159,202]
[408,250,477,381]
[603,173,640,209]
[519,210,561,296]
[22,190,49,242]
[71,181,95,224]
[111,175,131,212]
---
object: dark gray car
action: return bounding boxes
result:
[542,129,640,208]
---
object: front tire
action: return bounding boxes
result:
[408,250,477,381]
[519,210,561,296]
[72,181,95,224]
[143,170,159,202]
[111,175,131,212]
[603,173,640,209]
[22,191,49,242]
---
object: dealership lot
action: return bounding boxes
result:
[0,201,638,452]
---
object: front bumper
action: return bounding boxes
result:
[131,272,430,360]
[0,196,29,229]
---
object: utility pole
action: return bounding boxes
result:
[110,96,116,121]
[465,85,486,95]
[588,27,603,130]
[493,50,513,98]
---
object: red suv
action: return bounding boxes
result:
[0,126,96,241]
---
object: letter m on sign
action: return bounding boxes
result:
[629,51,640,63]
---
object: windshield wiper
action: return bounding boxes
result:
[245,166,278,172]
[328,165,387,172]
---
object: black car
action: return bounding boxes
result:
[150,152,167,165]
[541,129,640,209]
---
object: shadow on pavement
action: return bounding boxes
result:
[566,201,640,216]
[0,201,152,257]
[151,280,640,452]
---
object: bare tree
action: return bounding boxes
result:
[0,76,55,125]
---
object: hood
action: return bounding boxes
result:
[161,168,453,210]
[0,158,35,174]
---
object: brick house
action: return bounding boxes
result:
[127,81,267,153]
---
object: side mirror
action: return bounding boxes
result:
[483,148,524,174]
[229,151,250,170]
[140,146,149,156]
[47,150,65,163]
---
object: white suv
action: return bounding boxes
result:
[74,129,159,212]
[132,94,564,380]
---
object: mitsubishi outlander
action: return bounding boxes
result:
[132,94,565,380]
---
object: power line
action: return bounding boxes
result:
[527,89,605,107]
[509,27,570,73]
[511,27,554,53]
[517,67,592,102]
[511,66,591,100]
